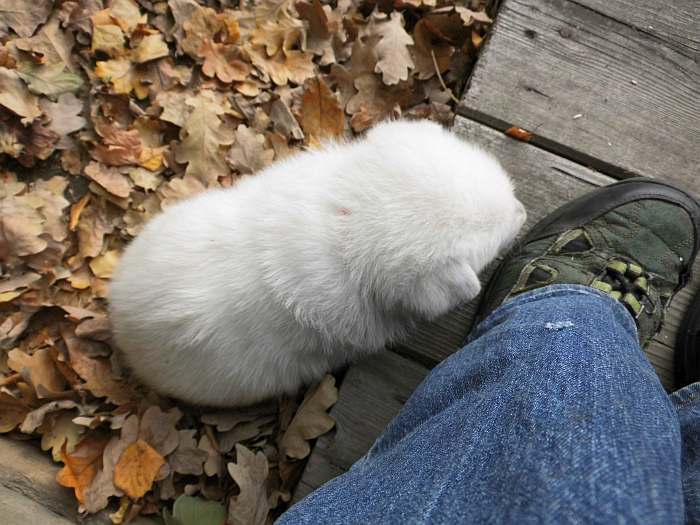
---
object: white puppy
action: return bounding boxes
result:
[109,120,526,407]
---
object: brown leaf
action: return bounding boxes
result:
[198,433,223,477]
[40,410,85,461]
[8,347,67,397]
[227,125,274,175]
[169,429,208,475]
[298,76,344,140]
[158,175,206,208]
[57,434,110,504]
[0,392,29,433]
[92,120,143,167]
[62,325,136,405]
[89,249,120,278]
[175,91,235,185]
[40,93,87,150]
[246,46,316,87]
[0,67,41,123]
[200,39,250,83]
[132,33,169,64]
[84,162,132,198]
[14,13,77,71]
[505,126,533,142]
[21,400,84,433]
[270,99,304,140]
[227,444,270,525]
[365,11,414,85]
[91,23,127,57]
[114,439,165,499]
[0,0,53,37]
[77,199,114,259]
[279,374,338,459]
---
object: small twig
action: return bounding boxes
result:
[431,50,460,105]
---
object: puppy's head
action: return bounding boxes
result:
[343,119,526,320]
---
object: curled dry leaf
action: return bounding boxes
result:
[279,374,338,459]
[114,438,166,499]
[227,125,274,175]
[227,444,270,525]
[8,347,67,397]
[57,434,111,504]
[298,76,344,140]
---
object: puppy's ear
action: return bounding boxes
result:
[408,259,481,319]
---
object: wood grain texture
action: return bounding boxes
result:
[0,437,161,524]
[571,0,700,58]
[293,351,429,503]
[459,0,700,188]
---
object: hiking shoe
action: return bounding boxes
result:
[475,178,700,347]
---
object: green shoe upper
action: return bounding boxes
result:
[476,180,700,347]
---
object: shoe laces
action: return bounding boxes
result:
[591,260,652,318]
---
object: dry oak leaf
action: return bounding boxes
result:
[114,439,166,499]
[175,91,235,185]
[62,325,136,405]
[227,444,270,525]
[40,410,85,461]
[246,46,316,87]
[0,392,29,432]
[227,125,274,175]
[0,0,52,37]
[57,434,110,503]
[14,13,77,71]
[411,18,454,80]
[198,433,224,477]
[77,199,114,259]
[298,76,344,140]
[0,195,48,258]
[199,39,250,84]
[346,74,407,132]
[0,67,41,123]
[17,62,84,96]
[95,57,149,98]
[40,93,87,150]
[84,162,132,198]
[169,429,208,475]
[366,11,414,85]
[89,249,120,279]
[158,174,206,207]
[270,98,304,140]
[0,272,41,303]
[91,23,127,57]
[455,6,493,26]
[280,374,338,459]
[21,400,85,433]
[103,0,146,36]
[133,32,170,64]
[92,121,143,166]
[296,0,348,66]
[8,347,67,397]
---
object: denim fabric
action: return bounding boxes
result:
[278,285,687,524]
[671,382,700,523]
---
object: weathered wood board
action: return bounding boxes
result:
[572,0,700,58]
[459,0,700,188]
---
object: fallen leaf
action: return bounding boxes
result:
[0,0,52,37]
[21,400,84,433]
[505,126,533,142]
[91,23,127,57]
[169,429,208,475]
[279,374,338,459]
[40,410,86,461]
[84,162,132,198]
[14,13,77,70]
[40,93,87,149]
[0,67,41,123]
[298,76,344,140]
[175,91,235,185]
[227,444,269,525]
[89,249,120,278]
[198,433,223,477]
[114,439,165,499]
[17,62,84,96]
[227,125,274,175]
[0,392,29,432]
[77,199,114,259]
[366,11,414,85]
[57,435,110,504]
[133,33,169,64]
[270,99,304,140]
[8,347,67,397]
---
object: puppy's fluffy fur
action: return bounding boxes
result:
[109,120,526,407]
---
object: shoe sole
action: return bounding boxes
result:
[475,177,700,325]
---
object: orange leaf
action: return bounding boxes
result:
[114,439,165,499]
[69,193,91,231]
[298,76,344,140]
[56,435,109,503]
[505,126,533,142]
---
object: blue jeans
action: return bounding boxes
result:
[279,285,700,524]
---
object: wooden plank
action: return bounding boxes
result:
[392,116,693,391]
[459,0,700,188]
[0,437,161,524]
[0,485,75,525]
[293,351,429,502]
[571,0,700,58]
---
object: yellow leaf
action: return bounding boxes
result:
[114,439,165,499]
[91,24,127,57]
[94,58,149,98]
[89,250,120,279]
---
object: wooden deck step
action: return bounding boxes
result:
[459,0,700,187]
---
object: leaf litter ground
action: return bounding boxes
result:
[0,0,493,522]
